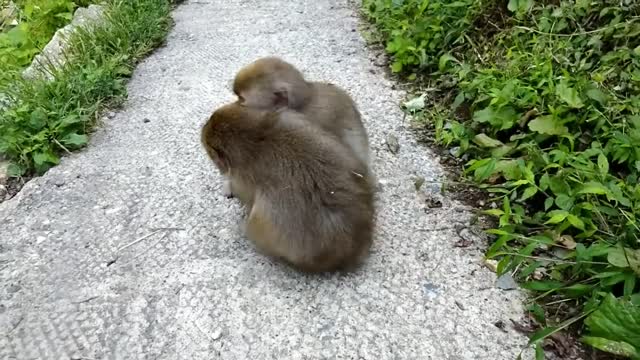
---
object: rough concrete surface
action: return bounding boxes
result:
[0,1,531,359]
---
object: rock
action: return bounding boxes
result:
[23,5,106,81]
[376,179,388,192]
[424,196,443,209]
[0,184,7,200]
[386,134,400,154]
[373,55,388,67]
[53,178,66,187]
[7,283,21,293]
[458,228,474,243]
[0,160,9,185]
[0,1,18,28]
[483,259,498,272]
[413,176,425,191]
[454,227,473,247]
[495,273,518,290]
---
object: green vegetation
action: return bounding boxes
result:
[363,0,639,357]
[0,0,93,85]
[0,0,173,176]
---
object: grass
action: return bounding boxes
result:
[362,0,640,358]
[0,0,173,176]
[0,0,94,86]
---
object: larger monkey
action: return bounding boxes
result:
[201,102,375,273]
[233,56,371,166]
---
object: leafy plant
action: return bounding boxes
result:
[362,0,489,76]
[0,0,173,175]
[364,0,640,357]
[583,294,640,359]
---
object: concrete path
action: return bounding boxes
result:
[0,1,529,359]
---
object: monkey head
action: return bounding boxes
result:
[232,56,311,110]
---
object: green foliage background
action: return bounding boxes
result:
[363,0,640,357]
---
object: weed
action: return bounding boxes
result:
[363,0,640,357]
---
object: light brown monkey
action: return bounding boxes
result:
[232,56,371,167]
[201,102,375,273]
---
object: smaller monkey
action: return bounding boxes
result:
[233,56,371,167]
[201,102,375,273]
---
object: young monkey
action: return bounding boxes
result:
[201,102,375,273]
[232,56,371,166]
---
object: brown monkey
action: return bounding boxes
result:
[201,102,375,273]
[232,56,371,167]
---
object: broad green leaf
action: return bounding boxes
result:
[555,194,574,210]
[391,61,403,73]
[586,88,608,105]
[473,133,504,148]
[556,82,584,108]
[495,160,521,180]
[583,294,640,356]
[519,186,538,201]
[597,154,609,176]
[567,214,585,230]
[466,158,493,172]
[545,210,569,224]
[473,106,518,130]
[32,152,59,174]
[624,274,636,297]
[61,133,89,148]
[544,197,554,211]
[578,181,610,195]
[7,163,26,177]
[539,173,550,191]
[33,152,50,166]
[474,158,497,182]
[452,92,465,110]
[438,53,458,72]
[59,115,84,127]
[508,0,533,13]
[581,337,638,358]
[607,248,640,275]
[29,108,48,130]
[528,115,568,135]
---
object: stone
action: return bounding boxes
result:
[22,5,106,81]
[386,133,400,154]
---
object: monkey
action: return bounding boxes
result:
[200,102,375,273]
[232,56,371,167]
